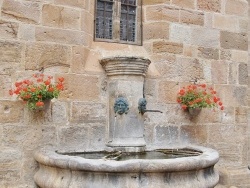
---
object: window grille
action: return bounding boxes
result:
[94,0,142,45]
[95,0,113,39]
[120,0,136,42]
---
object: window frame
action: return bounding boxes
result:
[94,0,143,46]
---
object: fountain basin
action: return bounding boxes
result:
[34,145,219,188]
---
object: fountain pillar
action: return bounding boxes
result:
[100,57,151,152]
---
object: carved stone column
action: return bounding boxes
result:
[100,57,151,152]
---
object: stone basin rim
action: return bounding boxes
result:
[34,145,219,173]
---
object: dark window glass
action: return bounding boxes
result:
[120,0,136,42]
[95,0,113,39]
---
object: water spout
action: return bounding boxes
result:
[138,98,163,114]
[141,109,163,113]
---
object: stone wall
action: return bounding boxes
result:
[0,0,249,187]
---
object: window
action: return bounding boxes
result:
[94,0,142,45]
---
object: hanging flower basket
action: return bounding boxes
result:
[177,83,224,116]
[9,73,64,111]
[188,107,202,116]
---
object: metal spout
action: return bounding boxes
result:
[142,109,163,113]
[138,98,163,115]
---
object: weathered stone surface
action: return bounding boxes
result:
[151,54,177,78]
[197,0,221,12]
[55,0,86,8]
[42,4,81,30]
[209,142,243,165]
[225,0,248,17]
[175,57,204,82]
[191,28,220,48]
[220,31,247,50]
[204,12,213,28]
[18,24,35,41]
[0,41,22,63]
[145,5,179,22]
[169,23,191,43]
[61,74,100,101]
[25,42,71,70]
[238,63,248,85]
[211,61,228,84]
[0,170,21,186]
[143,22,169,40]
[154,125,179,145]
[144,79,158,102]
[3,125,56,148]
[183,44,197,57]
[220,49,232,60]
[0,148,22,169]
[0,75,12,98]
[215,85,247,107]
[158,81,180,103]
[180,10,204,26]
[0,20,18,39]
[172,0,195,9]
[213,14,238,32]
[88,124,106,150]
[35,27,90,45]
[58,126,89,150]
[229,62,237,84]
[81,9,94,34]
[0,101,23,123]
[180,125,208,144]
[231,50,248,63]
[71,46,90,73]
[70,102,106,123]
[235,107,247,123]
[198,47,219,60]
[52,101,68,124]
[153,41,183,54]
[1,0,40,23]
[239,18,248,33]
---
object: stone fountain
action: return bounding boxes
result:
[34,57,219,188]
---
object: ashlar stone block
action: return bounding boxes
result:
[211,60,228,84]
[42,4,81,30]
[197,0,221,13]
[220,31,247,50]
[172,0,195,9]
[213,14,239,32]
[145,5,179,22]
[180,10,204,26]
[0,41,22,63]
[55,0,86,9]
[0,148,22,170]
[0,101,23,123]
[225,0,248,17]
[239,63,248,85]
[215,85,247,107]
[35,27,90,45]
[191,28,220,48]
[169,23,191,43]
[1,0,40,24]
[25,42,71,70]
[61,74,100,101]
[153,41,183,54]
[18,24,35,41]
[0,20,18,39]
[70,102,106,123]
[198,47,219,60]
[143,22,169,40]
